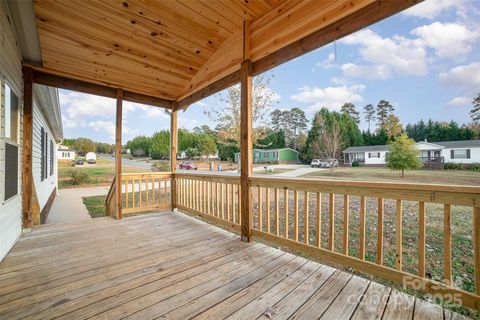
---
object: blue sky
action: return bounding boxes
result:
[60,0,480,143]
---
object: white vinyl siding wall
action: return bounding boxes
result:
[32,101,57,210]
[0,2,24,262]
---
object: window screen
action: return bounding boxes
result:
[5,142,18,200]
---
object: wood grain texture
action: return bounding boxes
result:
[115,89,123,219]
[21,67,34,229]
[0,211,467,319]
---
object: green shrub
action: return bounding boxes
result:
[351,160,360,167]
[152,161,170,172]
[444,162,480,171]
[67,169,91,185]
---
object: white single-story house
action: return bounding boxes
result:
[1,2,62,262]
[57,144,75,160]
[343,140,480,166]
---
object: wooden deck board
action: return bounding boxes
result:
[0,211,466,320]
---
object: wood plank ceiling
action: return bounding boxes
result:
[33,0,404,102]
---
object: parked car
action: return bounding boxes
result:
[311,159,323,168]
[323,159,339,168]
[75,159,84,166]
[179,161,198,170]
[85,152,97,164]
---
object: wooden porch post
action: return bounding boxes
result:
[170,103,178,210]
[240,20,252,242]
[22,68,34,229]
[115,89,123,219]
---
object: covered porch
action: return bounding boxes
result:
[0,212,465,319]
[8,0,480,318]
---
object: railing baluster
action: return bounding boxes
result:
[329,193,335,251]
[275,188,279,236]
[343,194,349,255]
[220,183,224,219]
[238,184,241,225]
[444,203,452,284]
[125,179,129,209]
[226,184,231,221]
[419,201,426,277]
[474,207,480,295]
[284,188,289,238]
[139,179,142,208]
[152,179,155,205]
[258,186,262,231]
[377,198,384,265]
[294,190,298,241]
[215,182,220,218]
[304,191,309,244]
[232,184,237,222]
[359,196,366,260]
[132,179,135,208]
[146,177,149,206]
[396,199,403,270]
[316,192,321,247]
[266,187,270,233]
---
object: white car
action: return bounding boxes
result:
[311,159,322,168]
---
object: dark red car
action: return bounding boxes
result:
[179,161,198,170]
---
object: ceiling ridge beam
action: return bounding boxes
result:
[26,66,173,109]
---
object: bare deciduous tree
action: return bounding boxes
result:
[311,123,343,174]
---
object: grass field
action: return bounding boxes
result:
[301,167,480,186]
[82,195,107,218]
[58,165,145,189]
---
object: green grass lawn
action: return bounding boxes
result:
[58,165,148,189]
[301,167,480,186]
[82,195,107,218]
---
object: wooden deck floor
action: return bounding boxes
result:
[0,212,469,319]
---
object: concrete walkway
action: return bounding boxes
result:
[47,186,110,224]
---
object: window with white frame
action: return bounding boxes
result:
[4,83,19,143]
[368,152,380,158]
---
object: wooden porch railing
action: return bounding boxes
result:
[169,173,480,310]
[174,173,241,234]
[105,172,172,218]
[105,177,117,218]
[248,176,480,310]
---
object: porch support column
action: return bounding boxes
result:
[115,89,123,219]
[22,68,34,229]
[240,20,253,242]
[170,103,178,210]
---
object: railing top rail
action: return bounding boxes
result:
[250,176,480,195]
[174,172,240,179]
[121,172,172,178]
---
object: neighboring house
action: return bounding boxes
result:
[343,140,480,166]
[234,148,299,164]
[0,2,62,262]
[57,145,75,160]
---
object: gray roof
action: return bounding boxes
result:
[343,139,480,153]
[343,145,388,153]
[435,140,480,148]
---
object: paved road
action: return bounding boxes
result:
[47,186,110,224]
[98,154,153,170]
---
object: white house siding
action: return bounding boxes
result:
[32,100,58,210]
[364,151,388,165]
[58,150,75,160]
[442,148,480,164]
[0,3,24,262]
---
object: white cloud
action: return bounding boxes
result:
[59,91,116,119]
[179,117,200,130]
[447,96,471,107]
[291,84,365,111]
[402,0,465,19]
[317,53,336,69]
[411,22,479,60]
[439,62,480,90]
[62,115,77,128]
[88,120,131,141]
[340,29,427,79]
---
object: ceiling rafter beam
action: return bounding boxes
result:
[27,66,174,109]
